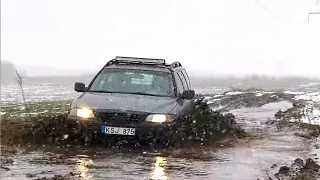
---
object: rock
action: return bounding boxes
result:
[274,110,283,119]
[52,175,64,180]
[314,144,320,149]
[0,158,14,166]
[303,158,320,172]
[68,172,80,176]
[289,158,305,177]
[270,164,278,168]
[26,173,36,178]
[272,158,320,180]
[293,158,304,167]
[294,132,313,139]
[0,165,10,171]
[266,120,277,125]
[278,166,290,174]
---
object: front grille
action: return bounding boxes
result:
[96,112,147,127]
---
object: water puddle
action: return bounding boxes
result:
[2,100,315,180]
[229,100,293,134]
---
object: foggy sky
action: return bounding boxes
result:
[1,0,320,77]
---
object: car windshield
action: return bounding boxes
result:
[88,68,175,97]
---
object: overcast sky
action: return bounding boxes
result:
[1,0,320,77]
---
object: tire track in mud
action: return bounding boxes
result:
[0,95,247,179]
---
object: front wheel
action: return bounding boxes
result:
[72,123,98,145]
[156,127,193,149]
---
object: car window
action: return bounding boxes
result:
[89,68,174,97]
[130,73,153,85]
[177,71,189,90]
[174,72,184,94]
[182,69,191,89]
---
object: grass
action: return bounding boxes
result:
[1,99,73,146]
[230,86,285,92]
[1,99,72,120]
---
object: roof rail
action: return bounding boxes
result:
[104,56,166,67]
[170,61,182,68]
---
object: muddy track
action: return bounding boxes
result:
[1,90,320,180]
[0,108,245,149]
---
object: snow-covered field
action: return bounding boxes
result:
[1,82,320,125]
[0,84,228,106]
[292,92,320,125]
[1,84,78,105]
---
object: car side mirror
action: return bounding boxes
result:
[74,82,86,92]
[181,90,195,100]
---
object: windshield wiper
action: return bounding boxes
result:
[88,90,167,97]
[88,90,124,93]
[130,92,164,97]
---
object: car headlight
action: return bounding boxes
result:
[69,107,94,119]
[146,114,175,123]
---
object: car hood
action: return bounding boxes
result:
[75,92,178,114]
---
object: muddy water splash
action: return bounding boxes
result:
[2,90,320,180]
[1,101,306,180]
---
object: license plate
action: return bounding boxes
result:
[101,126,135,136]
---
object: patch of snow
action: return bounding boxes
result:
[284,91,305,95]
[291,99,320,125]
[0,112,6,117]
[213,94,224,98]
[19,112,40,117]
[207,99,221,104]
[255,93,264,97]
[210,105,225,111]
[255,91,274,94]
[294,92,320,102]
[300,116,320,125]
[226,91,243,95]
[203,96,213,101]
[63,134,69,139]
[299,83,320,87]
[313,109,320,117]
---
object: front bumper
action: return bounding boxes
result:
[66,115,177,138]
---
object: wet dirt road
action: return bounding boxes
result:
[2,100,317,180]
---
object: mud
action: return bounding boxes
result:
[261,92,320,180]
[199,89,296,112]
[266,158,320,180]
[0,110,245,150]
[2,90,320,179]
[274,97,320,139]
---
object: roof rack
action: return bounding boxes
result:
[170,61,182,68]
[105,56,166,67]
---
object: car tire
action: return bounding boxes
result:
[163,127,193,149]
[147,127,181,150]
[168,129,183,148]
[73,123,94,145]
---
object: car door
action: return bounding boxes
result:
[173,70,194,117]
